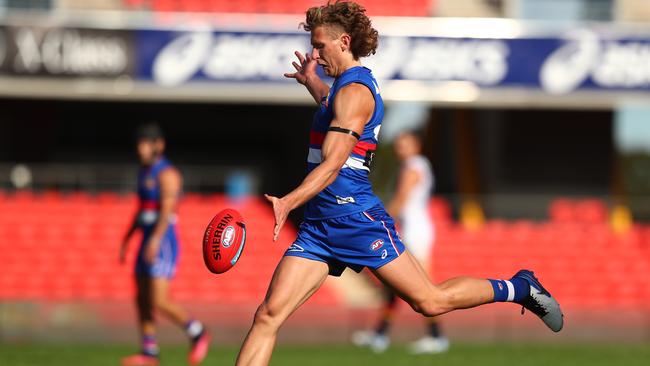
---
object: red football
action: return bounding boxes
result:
[202,208,247,274]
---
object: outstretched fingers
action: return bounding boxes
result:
[294,50,306,65]
[285,51,304,79]
[285,50,315,83]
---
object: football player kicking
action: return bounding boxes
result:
[236,2,563,365]
[120,124,210,366]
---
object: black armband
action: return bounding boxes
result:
[328,127,361,140]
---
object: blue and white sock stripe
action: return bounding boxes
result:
[489,278,526,303]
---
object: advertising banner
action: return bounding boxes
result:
[135,29,650,94]
[0,25,135,78]
[1,22,649,96]
[136,30,310,86]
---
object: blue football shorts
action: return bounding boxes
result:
[135,225,179,279]
[284,205,406,276]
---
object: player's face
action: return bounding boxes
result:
[137,139,163,165]
[310,26,346,77]
[394,134,420,161]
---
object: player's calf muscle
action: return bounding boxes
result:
[435,277,495,309]
[404,277,495,317]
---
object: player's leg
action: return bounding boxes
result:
[151,277,188,325]
[373,251,495,315]
[150,277,210,364]
[122,276,159,366]
[236,256,330,366]
[373,251,563,332]
[151,231,210,365]
[374,290,398,337]
[136,275,157,343]
[356,207,562,331]
[353,208,487,315]
[351,288,396,353]
[407,240,449,354]
[352,233,434,353]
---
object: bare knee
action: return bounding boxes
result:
[409,289,455,317]
[252,301,286,334]
[412,301,444,317]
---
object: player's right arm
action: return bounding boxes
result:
[265,84,373,241]
[284,51,330,104]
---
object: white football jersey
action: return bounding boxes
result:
[399,155,435,258]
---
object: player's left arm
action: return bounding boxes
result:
[144,167,182,263]
[386,167,421,218]
[266,83,374,241]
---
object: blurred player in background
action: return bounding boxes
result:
[352,131,449,354]
[119,124,210,366]
[236,2,562,365]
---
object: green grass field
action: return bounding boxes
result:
[2,343,649,366]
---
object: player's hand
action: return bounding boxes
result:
[265,194,291,242]
[119,243,128,265]
[284,51,318,85]
[144,237,161,264]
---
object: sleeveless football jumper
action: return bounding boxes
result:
[285,66,406,276]
[135,157,180,278]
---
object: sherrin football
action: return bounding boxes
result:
[202,208,246,274]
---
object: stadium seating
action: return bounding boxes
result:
[0,191,340,305]
[124,0,433,17]
[1,191,649,311]
[549,198,609,224]
[433,220,650,310]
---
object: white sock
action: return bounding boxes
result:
[186,320,203,338]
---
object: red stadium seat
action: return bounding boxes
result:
[0,191,340,305]
[575,199,608,224]
[549,198,576,222]
[430,197,452,223]
[2,190,650,312]
[433,218,650,311]
[549,198,609,224]
[142,0,432,16]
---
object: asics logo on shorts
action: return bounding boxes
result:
[336,195,356,205]
[287,243,305,252]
